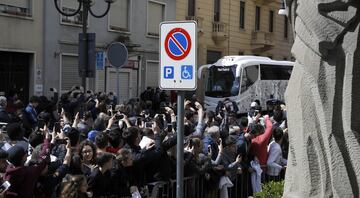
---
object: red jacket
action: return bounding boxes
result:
[250,117,273,167]
[4,138,50,198]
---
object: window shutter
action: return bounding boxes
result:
[146,62,159,88]
[107,70,130,103]
[61,55,82,92]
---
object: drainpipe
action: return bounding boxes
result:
[137,55,142,97]
[42,0,47,97]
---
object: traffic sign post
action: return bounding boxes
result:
[107,42,128,105]
[176,91,185,198]
[160,21,197,198]
[160,21,197,90]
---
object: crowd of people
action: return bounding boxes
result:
[0,85,288,198]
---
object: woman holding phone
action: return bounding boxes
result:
[78,140,97,177]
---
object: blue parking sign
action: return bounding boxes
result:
[96,51,105,70]
[164,66,174,79]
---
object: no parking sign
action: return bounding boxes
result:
[160,21,197,90]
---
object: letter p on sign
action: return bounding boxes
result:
[164,66,174,79]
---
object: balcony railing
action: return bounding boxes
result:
[251,31,274,52]
[212,21,227,33]
[212,22,228,43]
[0,4,31,17]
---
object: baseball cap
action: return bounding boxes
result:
[87,130,98,142]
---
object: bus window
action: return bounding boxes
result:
[205,65,238,97]
[260,64,293,80]
[240,65,259,93]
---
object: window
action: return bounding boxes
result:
[269,10,274,32]
[241,65,259,93]
[147,1,165,37]
[188,0,195,16]
[284,16,288,38]
[61,0,83,25]
[0,0,32,17]
[260,64,292,80]
[206,50,222,64]
[214,0,220,22]
[255,6,260,31]
[239,1,245,29]
[109,0,130,32]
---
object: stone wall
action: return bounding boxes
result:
[284,1,360,197]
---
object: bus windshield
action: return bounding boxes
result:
[205,65,239,97]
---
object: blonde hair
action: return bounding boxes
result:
[60,174,86,198]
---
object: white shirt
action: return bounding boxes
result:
[250,160,262,193]
[267,141,287,176]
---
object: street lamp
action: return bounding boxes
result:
[278,0,288,15]
[54,0,116,90]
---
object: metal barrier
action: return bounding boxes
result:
[147,169,285,198]
[147,176,205,198]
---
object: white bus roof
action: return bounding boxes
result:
[198,56,294,78]
[214,56,271,66]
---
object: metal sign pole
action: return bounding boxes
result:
[107,42,128,105]
[160,21,196,198]
[176,91,185,198]
[116,67,120,105]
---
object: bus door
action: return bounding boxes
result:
[198,65,210,101]
[239,65,260,112]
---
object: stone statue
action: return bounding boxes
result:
[283,0,360,197]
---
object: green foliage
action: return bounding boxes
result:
[253,180,285,198]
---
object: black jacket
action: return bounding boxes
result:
[111,160,144,197]
[0,107,10,123]
[123,134,163,165]
[35,164,70,198]
[88,168,114,197]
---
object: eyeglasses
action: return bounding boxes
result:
[82,150,93,154]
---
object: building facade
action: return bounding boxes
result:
[0,0,43,101]
[176,0,294,64]
[0,0,175,102]
[44,0,175,102]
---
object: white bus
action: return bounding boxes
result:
[198,56,294,114]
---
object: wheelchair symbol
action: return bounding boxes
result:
[181,65,193,80]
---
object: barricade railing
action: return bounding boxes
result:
[147,168,286,198]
